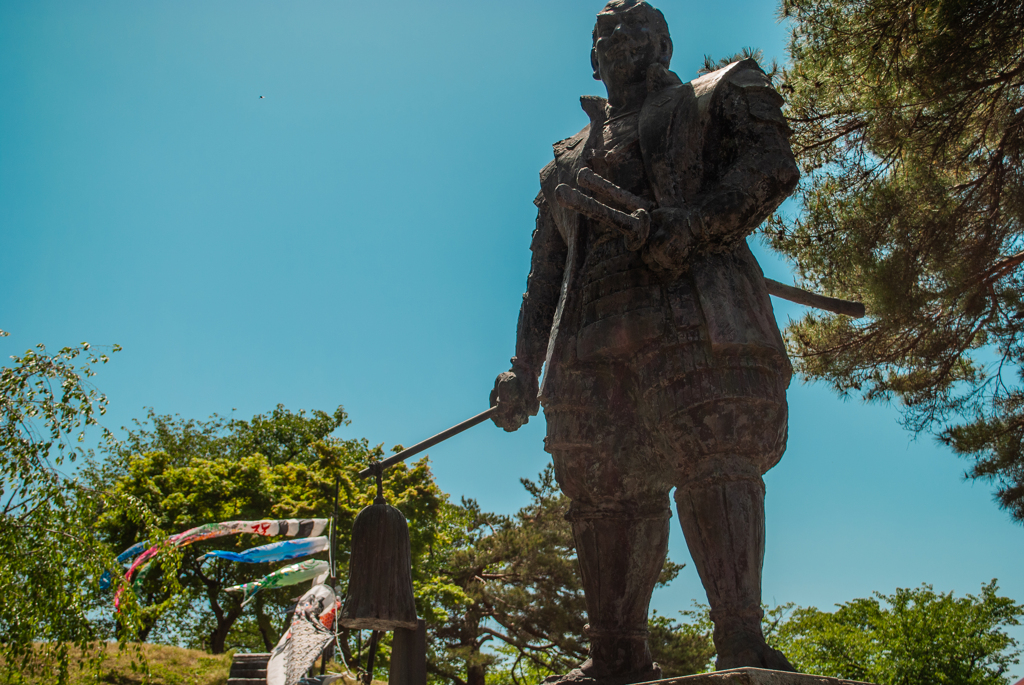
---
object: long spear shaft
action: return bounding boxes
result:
[357,406,500,479]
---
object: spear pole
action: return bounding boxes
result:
[357,406,501,479]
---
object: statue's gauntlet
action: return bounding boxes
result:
[642,207,705,273]
[489,357,541,432]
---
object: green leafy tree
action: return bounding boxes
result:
[418,474,586,685]
[89,406,445,656]
[0,331,155,683]
[768,581,1022,684]
[647,608,715,678]
[771,0,1024,520]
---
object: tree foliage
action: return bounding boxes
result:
[90,406,445,658]
[418,470,588,685]
[770,581,1023,684]
[0,332,154,683]
[647,608,716,678]
[772,0,1024,520]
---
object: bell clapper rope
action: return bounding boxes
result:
[363,630,382,685]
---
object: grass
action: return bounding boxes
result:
[1,644,390,685]
[1,643,231,685]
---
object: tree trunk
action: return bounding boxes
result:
[206,584,243,653]
[467,663,486,685]
[463,616,488,685]
[255,593,279,651]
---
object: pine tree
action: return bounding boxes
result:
[771,0,1024,521]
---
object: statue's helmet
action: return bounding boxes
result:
[591,1,673,81]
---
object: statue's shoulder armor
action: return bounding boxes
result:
[689,59,790,131]
[543,121,590,199]
[550,95,604,171]
[635,60,760,127]
[539,121,591,243]
[552,129,588,160]
[540,103,600,237]
[640,60,791,205]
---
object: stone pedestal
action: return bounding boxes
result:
[636,669,876,685]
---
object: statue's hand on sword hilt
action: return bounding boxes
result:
[555,167,698,272]
[551,167,866,317]
[554,168,653,251]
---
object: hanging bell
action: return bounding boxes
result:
[340,472,418,631]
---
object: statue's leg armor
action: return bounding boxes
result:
[544,364,670,683]
[637,344,795,672]
[566,501,670,677]
[674,474,792,671]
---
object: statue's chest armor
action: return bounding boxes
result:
[584,112,652,203]
[572,113,674,361]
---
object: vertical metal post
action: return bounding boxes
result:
[331,472,340,581]
[389,619,427,685]
[318,467,342,678]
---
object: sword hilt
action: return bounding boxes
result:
[554,184,650,251]
[576,167,654,213]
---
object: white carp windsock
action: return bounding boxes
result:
[267,582,340,685]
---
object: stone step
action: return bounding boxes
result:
[229,652,271,684]
[230,668,268,678]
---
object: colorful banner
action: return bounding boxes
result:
[267,583,340,685]
[225,559,330,607]
[125,518,327,582]
[113,518,328,609]
[198,535,329,564]
[100,540,150,591]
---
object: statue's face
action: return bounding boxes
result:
[592,3,669,87]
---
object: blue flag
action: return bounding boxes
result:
[100,540,151,591]
[199,535,330,564]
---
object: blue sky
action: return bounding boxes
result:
[2,0,1021,674]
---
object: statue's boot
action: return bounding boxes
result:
[543,506,670,685]
[675,477,796,672]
